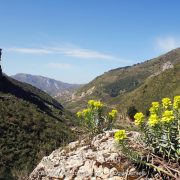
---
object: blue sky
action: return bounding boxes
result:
[0,0,180,83]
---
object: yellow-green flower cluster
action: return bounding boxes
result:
[148,114,159,127]
[162,98,172,109]
[114,130,127,142]
[161,110,174,123]
[88,100,95,106]
[76,108,91,118]
[77,100,104,119]
[149,102,160,114]
[94,101,103,109]
[134,112,144,126]
[88,100,103,109]
[82,108,91,116]
[109,109,118,119]
[173,96,180,110]
[76,111,82,118]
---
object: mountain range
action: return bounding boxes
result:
[11,73,82,97]
[1,48,180,179]
[65,48,180,115]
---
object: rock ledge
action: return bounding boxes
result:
[29,130,141,180]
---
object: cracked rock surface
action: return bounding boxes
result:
[29,130,141,180]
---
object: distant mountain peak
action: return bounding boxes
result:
[11,73,82,97]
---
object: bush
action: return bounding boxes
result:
[115,96,180,178]
[127,106,138,121]
[76,100,118,136]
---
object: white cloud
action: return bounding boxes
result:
[6,47,53,54]
[155,37,180,52]
[57,47,116,60]
[6,46,117,60]
[48,63,75,70]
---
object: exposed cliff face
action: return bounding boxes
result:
[0,66,2,78]
[29,130,141,180]
[0,48,2,78]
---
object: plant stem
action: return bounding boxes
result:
[143,161,177,179]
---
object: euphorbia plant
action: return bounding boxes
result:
[114,96,180,178]
[76,100,118,136]
[133,96,180,161]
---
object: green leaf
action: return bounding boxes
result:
[170,145,175,151]
[160,143,168,148]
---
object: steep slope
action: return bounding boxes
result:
[11,73,81,97]
[115,62,180,114]
[0,76,76,179]
[66,48,180,113]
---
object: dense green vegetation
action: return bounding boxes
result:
[118,62,180,115]
[104,74,143,97]
[0,76,76,179]
[65,48,180,117]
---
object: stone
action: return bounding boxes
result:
[129,167,136,172]
[95,165,104,177]
[103,167,110,175]
[29,130,142,179]
[96,154,105,163]
[162,61,174,71]
[77,160,94,177]
[109,167,118,177]
[111,176,124,180]
[90,177,96,180]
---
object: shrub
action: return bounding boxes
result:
[115,96,180,178]
[127,106,138,120]
[76,100,118,136]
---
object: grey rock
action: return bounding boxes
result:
[29,130,140,179]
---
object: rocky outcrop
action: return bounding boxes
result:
[162,61,174,71]
[0,65,2,78]
[29,130,142,180]
[0,49,3,78]
[149,61,174,78]
[72,86,95,101]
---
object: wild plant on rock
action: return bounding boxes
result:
[76,100,118,136]
[115,96,180,178]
